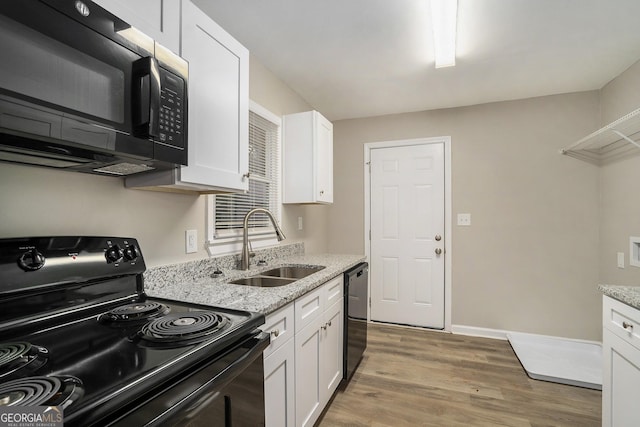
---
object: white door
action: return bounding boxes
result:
[370,142,445,328]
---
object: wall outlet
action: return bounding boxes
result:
[186,229,197,254]
[298,216,303,231]
[457,213,471,226]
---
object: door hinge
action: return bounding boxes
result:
[369,229,371,240]
[369,297,371,307]
[366,161,371,173]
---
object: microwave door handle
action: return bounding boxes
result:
[132,56,161,138]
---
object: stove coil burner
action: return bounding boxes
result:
[140,311,230,345]
[99,302,170,324]
[0,342,48,379]
[0,376,83,409]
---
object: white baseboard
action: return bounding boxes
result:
[451,324,602,346]
[451,324,510,340]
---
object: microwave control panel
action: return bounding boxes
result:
[158,71,186,149]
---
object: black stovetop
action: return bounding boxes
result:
[0,236,264,426]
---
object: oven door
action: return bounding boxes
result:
[0,0,156,159]
[107,332,269,427]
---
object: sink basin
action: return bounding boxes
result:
[230,276,297,288]
[229,265,325,288]
[261,265,325,279]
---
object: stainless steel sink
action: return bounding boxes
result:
[230,276,297,287]
[229,265,325,287]
[261,265,325,279]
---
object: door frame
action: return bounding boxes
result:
[364,137,452,332]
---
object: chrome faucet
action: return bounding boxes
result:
[240,208,286,270]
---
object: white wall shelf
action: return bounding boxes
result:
[560,107,640,165]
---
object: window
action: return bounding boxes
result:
[207,102,281,254]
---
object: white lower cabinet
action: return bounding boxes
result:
[295,277,344,427]
[262,276,345,427]
[262,303,295,427]
[264,338,296,427]
[321,299,344,404]
[602,295,640,427]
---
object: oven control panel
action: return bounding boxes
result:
[105,241,140,264]
[0,236,146,292]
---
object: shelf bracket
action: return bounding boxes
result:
[612,130,640,149]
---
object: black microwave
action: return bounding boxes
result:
[0,0,188,176]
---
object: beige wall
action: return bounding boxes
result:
[329,92,603,340]
[599,59,640,285]
[0,55,323,267]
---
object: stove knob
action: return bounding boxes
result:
[18,248,46,271]
[123,245,140,261]
[105,245,123,263]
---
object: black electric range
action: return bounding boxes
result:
[0,236,268,426]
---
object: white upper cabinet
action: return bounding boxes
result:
[126,0,249,193]
[93,0,180,53]
[283,111,333,204]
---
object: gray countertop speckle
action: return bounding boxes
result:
[144,253,366,315]
[599,284,640,310]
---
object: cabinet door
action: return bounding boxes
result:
[93,0,180,53]
[264,339,295,427]
[295,316,324,427]
[262,303,295,358]
[315,113,333,203]
[602,329,640,427]
[180,1,249,192]
[321,298,344,404]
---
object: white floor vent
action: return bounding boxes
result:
[507,332,602,390]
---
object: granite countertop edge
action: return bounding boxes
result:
[599,284,640,310]
[144,253,366,315]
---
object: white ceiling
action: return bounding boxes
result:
[193,0,640,121]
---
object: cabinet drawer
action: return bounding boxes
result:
[324,276,343,308]
[603,295,640,350]
[296,285,324,334]
[261,303,295,358]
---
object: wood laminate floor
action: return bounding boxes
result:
[318,323,601,427]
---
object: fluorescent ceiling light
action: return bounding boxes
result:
[430,0,458,68]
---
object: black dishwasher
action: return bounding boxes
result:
[342,262,368,385]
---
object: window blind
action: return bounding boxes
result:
[214,110,280,233]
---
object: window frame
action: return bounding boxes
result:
[206,101,282,256]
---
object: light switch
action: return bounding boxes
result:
[298,216,303,231]
[617,252,625,269]
[457,213,471,226]
[186,229,197,254]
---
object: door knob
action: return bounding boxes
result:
[435,234,442,241]
[435,248,442,255]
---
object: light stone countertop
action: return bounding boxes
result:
[144,252,366,315]
[599,284,640,310]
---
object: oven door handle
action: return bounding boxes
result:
[110,331,270,426]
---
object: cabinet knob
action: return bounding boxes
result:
[319,190,324,196]
[270,329,280,338]
[623,321,634,331]
[321,324,327,330]
[435,248,442,255]
[327,320,332,327]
